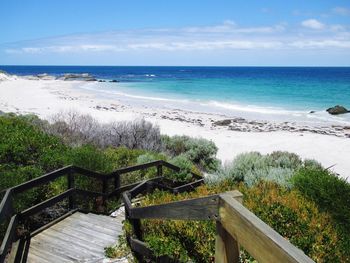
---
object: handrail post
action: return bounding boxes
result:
[157,163,162,178]
[215,190,243,263]
[102,177,108,213]
[114,172,120,200]
[67,169,75,210]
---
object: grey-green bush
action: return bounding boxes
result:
[162,135,220,172]
[206,151,311,187]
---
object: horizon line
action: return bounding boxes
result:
[1,64,350,68]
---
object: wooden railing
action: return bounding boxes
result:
[123,185,315,263]
[0,160,202,263]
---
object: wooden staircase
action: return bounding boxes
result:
[27,211,124,263]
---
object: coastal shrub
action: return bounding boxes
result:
[169,154,198,181]
[268,151,302,169]
[241,182,347,262]
[104,147,145,169]
[293,167,350,227]
[207,151,306,187]
[162,135,220,172]
[46,111,162,151]
[137,182,346,262]
[66,144,114,174]
[292,167,350,250]
[0,115,67,171]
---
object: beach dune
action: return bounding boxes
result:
[0,74,349,180]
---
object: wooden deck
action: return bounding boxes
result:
[27,211,124,263]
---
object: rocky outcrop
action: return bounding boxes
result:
[37,73,56,80]
[213,119,232,126]
[326,105,349,115]
[58,73,97,81]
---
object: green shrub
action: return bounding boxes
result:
[66,144,114,173]
[292,167,350,255]
[104,147,145,169]
[292,167,350,228]
[170,154,196,181]
[162,135,220,172]
[0,114,68,211]
[0,115,67,172]
[138,182,347,262]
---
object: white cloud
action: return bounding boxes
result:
[301,19,325,30]
[332,7,350,16]
[3,20,350,56]
[290,40,350,49]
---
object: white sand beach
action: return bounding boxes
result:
[0,74,349,180]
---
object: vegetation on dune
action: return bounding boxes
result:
[162,135,220,172]
[121,151,350,262]
[136,179,349,262]
[0,112,349,262]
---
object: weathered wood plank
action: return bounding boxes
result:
[130,194,220,220]
[28,211,123,263]
[65,217,121,237]
[27,251,53,263]
[0,189,13,222]
[30,238,93,262]
[215,191,242,263]
[30,209,78,238]
[33,233,103,258]
[219,192,314,263]
[0,214,18,262]
[51,222,116,243]
[83,212,124,226]
[47,226,109,248]
[28,246,72,263]
[69,213,123,232]
[37,229,105,254]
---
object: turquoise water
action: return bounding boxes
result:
[2,66,350,123]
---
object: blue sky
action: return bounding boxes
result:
[1,0,350,66]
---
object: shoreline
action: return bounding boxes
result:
[0,73,350,180]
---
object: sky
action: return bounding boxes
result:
[1,0,350,66]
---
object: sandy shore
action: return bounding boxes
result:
[0,74,349,180]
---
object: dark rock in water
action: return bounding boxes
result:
[213,119,232,126]
[326,105,349,115]
[309,111,315,114]
[98,80,106,82]
[85,77,97,81]
[110,79,119,83]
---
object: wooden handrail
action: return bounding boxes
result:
[130,194,219,220]
[123,189,315,263]
[218,191,314,263]
[0,214,19,262]
[0,160,201,263]
[0,189,13,222]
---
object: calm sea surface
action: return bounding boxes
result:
[1,66,350,123]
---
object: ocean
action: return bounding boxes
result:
[1,66,350,124]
